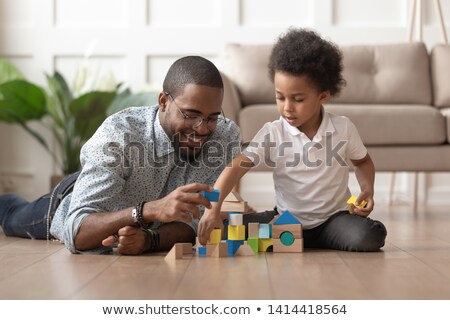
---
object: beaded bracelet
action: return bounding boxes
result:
[141,228,160,252]
[132,201,149,229]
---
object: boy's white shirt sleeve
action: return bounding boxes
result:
[345,118,368,161]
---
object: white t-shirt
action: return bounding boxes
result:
[244,109,367,229]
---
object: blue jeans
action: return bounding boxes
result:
[0,193,50,239]
[236,209,386,252]
[0,171,80,240]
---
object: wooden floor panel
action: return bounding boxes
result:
[1,206,450,299]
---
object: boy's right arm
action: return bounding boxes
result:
[198,153,254,245]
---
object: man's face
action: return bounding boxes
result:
[158,84,223,160]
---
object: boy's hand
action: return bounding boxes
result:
[198,207,223,245]
[351,191,374,217]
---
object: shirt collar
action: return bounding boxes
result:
[282,106,335,141]
[153,108,175,158]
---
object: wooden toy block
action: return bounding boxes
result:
[221,191,248,212]
[207,229,222,244]
[229,213,243,226]
[272,224,302,239]
[198,246,207,256]
[347,196,368,213]
[280,231,295,246]
[248,223,260,238]
[236,243,255,256]
[273,238,303,253]
[258,224,272,239]
[198,244,217,256]
[228,225,245,240]
[165,243,193,260]
[227,240,244,256]
[258,238,273,252]
[273,210,301,225]
[247,237,259,254]
[201,189,220,202]
[212,242,228,257]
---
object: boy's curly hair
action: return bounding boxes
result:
[268,28,346,97]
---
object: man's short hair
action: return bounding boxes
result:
[163,56,223,98]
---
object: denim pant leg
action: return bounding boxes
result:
[0,193,50,239]
[304,211,387,252]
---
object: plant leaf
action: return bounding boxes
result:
[45,72,72,121]
[0,58,25,84]
[0,80,47,123]
[108,90,159,116]
[70,91,117,141]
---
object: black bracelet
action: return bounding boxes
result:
[142,228,160,252]
[132,201,149,229]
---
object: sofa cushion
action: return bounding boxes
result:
[431,45,450,108]
[239,104,446,146]
[223,44,275,106]
[224,43,432,107]
[333,43,432,105]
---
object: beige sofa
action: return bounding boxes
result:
[220,42,450,172]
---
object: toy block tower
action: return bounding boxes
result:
[272,210,303,253]
[227,212,245,255]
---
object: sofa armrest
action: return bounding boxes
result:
[441,108,450,143]
[221,71,242,124]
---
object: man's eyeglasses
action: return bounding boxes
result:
[165,92,226,129]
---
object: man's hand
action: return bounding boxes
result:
[198,207,224,246]
[102,226,149,255]
[144,183,214,223]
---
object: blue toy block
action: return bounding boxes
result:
[198,246,207,256]
[259,224,272,239]
[273,210,301,225]
[201,189,220,202]
[227,240,244,256]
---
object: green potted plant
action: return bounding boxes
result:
[0,58,158,181]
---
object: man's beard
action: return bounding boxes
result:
[172,133,204,163]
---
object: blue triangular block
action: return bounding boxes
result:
[273,210,301,225]
[227,240,243,256]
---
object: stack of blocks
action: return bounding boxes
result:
[272,210,303,253]
[169,189,305,259]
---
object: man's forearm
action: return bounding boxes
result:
[74,208,135,251]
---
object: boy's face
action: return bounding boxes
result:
[274,72,330,133]
[158,84,223,159]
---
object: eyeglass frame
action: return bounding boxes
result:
[164,91,226,129]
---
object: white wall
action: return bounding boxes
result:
[0,0,449,204]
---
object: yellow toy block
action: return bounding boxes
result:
[347,196,367,213]
[207,229,222,245]
[258,238,273,252]
[228,225,245,240]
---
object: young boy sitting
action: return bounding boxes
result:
[198,28,386,251]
